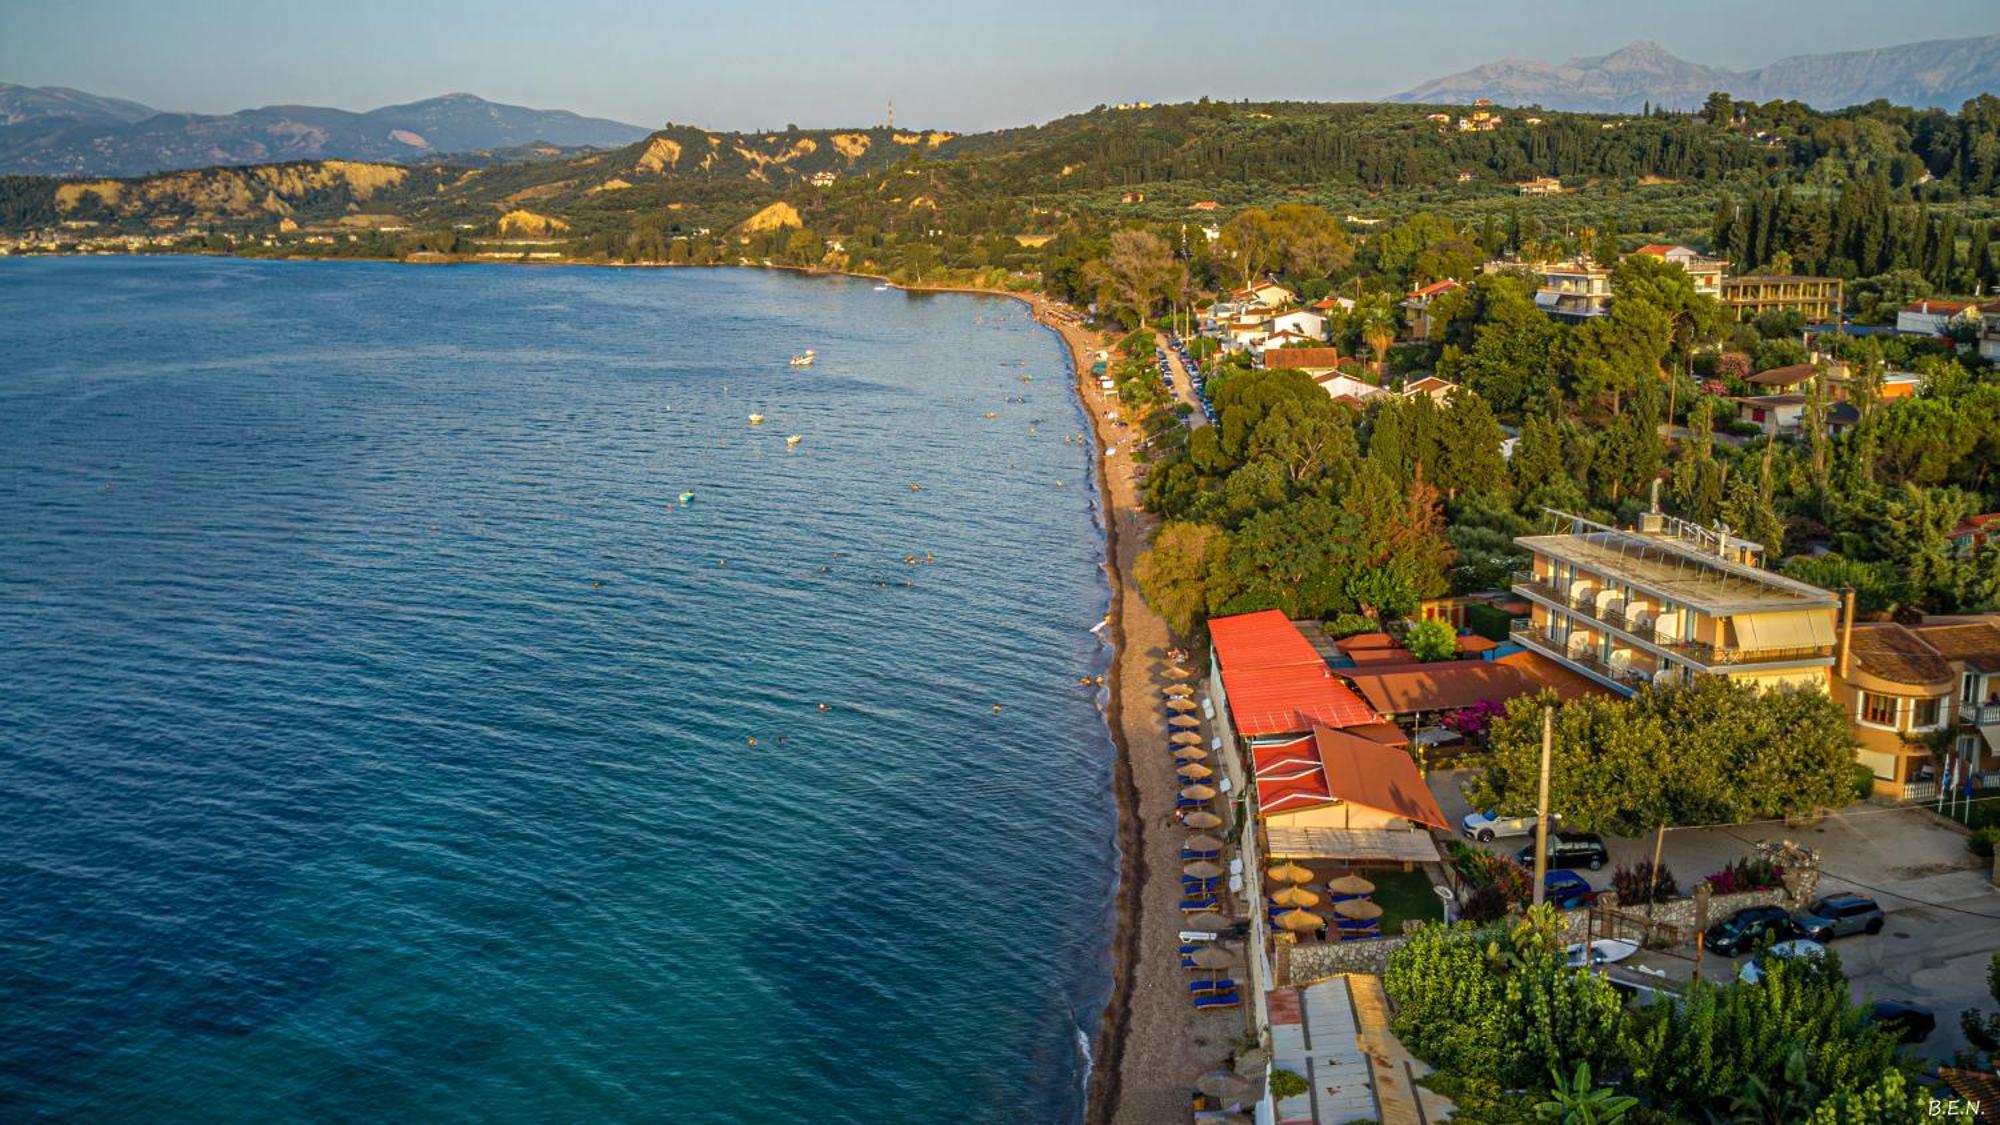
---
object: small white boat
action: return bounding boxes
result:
[873,284,891,291]
[789,350,817,367]
[748,413,766,425]
[1565,939,1639,968]
[785,435,803,449]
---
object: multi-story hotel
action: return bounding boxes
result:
[1508,509,1841,697]
[1720,274,1845,322]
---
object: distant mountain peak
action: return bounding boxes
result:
[1390,33,2000,112]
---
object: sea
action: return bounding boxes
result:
[0,257,1119,1122]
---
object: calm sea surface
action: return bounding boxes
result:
[0,257,1117,1122]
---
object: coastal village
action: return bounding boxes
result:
[10,84,2000,1124]
[1038,228,2000,1123]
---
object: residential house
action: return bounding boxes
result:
[1234,280,1296,309]
[1261,347,1345,377]
[1312,371,1386,405]
[1255,330,1320,359]
[1720,275,1844,322]
[1225,316,1272,351]
[1268,309,1327,340]
[1485,258,1612,320]
[1731,393,1808,436]
[1187,200,1220,212]
[1509,508,1841,697]
[1909,620,2000,788]
[1400,375,1459,403]
[1745,363,1819,392]
[1310,294,1356,315]
[1834,623,1956,799]
[1897,298,1979,337]
[1949,514,2000,557]
[1879,370,1923,400]
[1977,301,2000,362]
[1518,177,1563,196]
[1629,244,1726,298]
[1402,279,1464,342]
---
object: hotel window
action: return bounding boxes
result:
[1912,697,1943,729]
[1860,693,1897,727]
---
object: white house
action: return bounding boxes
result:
[1313,371,1386,404]
[1733,394,1808,435]
[1897,299,1979,338]
[1267,309,1326,340]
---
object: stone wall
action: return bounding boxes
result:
[1284,934,1410,984]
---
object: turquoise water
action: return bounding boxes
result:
[0,258,1117,1122]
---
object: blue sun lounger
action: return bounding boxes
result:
[1188,977,1238,994]
[1193,991,1242,1010]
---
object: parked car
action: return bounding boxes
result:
[1706,905,1821,957]
[1461,808,1561,843]
[1796,893,1885,939]
[1513,831,1609,871]
[1543,869,1596,910]
[1868,1000,1936,1044]
[1739,939,1828,984]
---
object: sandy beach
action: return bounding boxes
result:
[1029,299,1236,1125]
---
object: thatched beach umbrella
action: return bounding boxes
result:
[1166,698,1198,712]
[1179,784,1217,801]
[1163,683,1195,697]
[1266,862,1313,885]
[1184,833,1224,853]
[1196,1070,1252,1100]
[1183,811,1222,830]
[1168,715,1201,729]
[1170,731,1204,746]
[1270,885,1321,909]
[1176,762,1214,780]
[1188,947,1235,971]
[1326,874,1376,897]
[1183,860,1225,879]
[1185,911,1231,931]
[1273,909,1322,933]
[1164,665,1192,679]
[1334,899,1384,921]
[1172,747,1208,764]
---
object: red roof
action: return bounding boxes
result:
[1406,279,1462,299]
[1900,298,1976,315]
[1210,610,1324,671]
[1251,727,1451,828]
[1336,632,1413,664]
[1314,727,1450,829]
[1633,243,1684,256]
[1210,611,1379,735]
[1224,663,1380,736]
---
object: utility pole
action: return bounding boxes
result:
[1646,824,1666,919]
[1532,705,1553,907]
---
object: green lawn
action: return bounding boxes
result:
[1369,866,1446,933]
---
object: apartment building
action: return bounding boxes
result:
[1720,274,1844,322]
[1834,619,2000,799]
[1508,509,1840,697]
[1483,258,1612,320]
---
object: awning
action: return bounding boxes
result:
[1732,611,1834,650]
[1265,826,1441,863]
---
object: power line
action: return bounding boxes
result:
[1654,794,2000,834]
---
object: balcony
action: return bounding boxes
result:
[1509,622,1643,695]
[1651,637,1835,667]
[1959,702,2000,726]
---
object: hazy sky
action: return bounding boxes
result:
[4,0,1996,131]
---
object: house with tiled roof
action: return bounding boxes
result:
[1896,298,1979,338]
[1401,278,1463,342]
[1400,375,1458,403]
[1949,513,2000,557]
[1834,617,2000,798]
[1260,347,1344,376]
[1256,726,1449,865]
[1627,244,1727,297]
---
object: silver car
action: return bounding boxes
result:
[1460,808,1560,843]
[1795,894,1885,939]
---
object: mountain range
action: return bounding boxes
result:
[0,87,652,176]
[1391,35,2000,113]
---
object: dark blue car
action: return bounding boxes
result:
[1544,870,1595,909]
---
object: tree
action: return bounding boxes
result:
[1404,618,1457,661]
[1355,294,1397,375]
[1083,228,1183,327]
[1135,521,1231,636]
[1536,1061,1637,1124]
[1961,950,2000,1054]
[1268,203,1354,280]
[1217,208,1280,287]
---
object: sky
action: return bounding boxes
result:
[3,0,1996,132]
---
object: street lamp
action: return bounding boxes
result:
[1432,883,1455,926]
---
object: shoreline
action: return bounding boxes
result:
[21,248,1173,1123]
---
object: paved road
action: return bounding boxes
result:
[1428,769,2000,1059]
[1155,334,1209,428]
